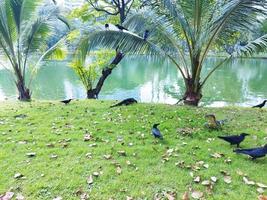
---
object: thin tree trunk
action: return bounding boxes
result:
[87,50,124,99]
[182,78,202,106]
[16,79,31,101]
[14,66,31,101]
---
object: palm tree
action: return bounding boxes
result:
[71,37,119,99]
[88,0,267,106]
[0,0,68,101]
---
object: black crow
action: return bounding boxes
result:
[105,23,109,30]
[143,30,149,40]
[152,123,163,139]
[115,24,128,31]
[218,133,249,147]
[252,100,267,108]
[234,144,267,160]
[60,99,72,105]
[110,98,137,108]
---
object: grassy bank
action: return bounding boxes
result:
[0,100,266,199]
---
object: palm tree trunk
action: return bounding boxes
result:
[87,50,124,99]
[16,79,31,101]
[14,66,31,101]
[183,78,202,106]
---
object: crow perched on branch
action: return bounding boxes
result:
[143,30,149,40]
[105,23,109,30]
[115,24,128,31]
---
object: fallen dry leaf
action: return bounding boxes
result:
[26,152,36,157]
[87,175,93,185]
[53,197,62,200]
[0,192,14,200]
[191,191,203,199]
[80,192,89,200]
[117,151,126,156]
[257,183,267,188]
[210,153,224,158]
[103,154,112,160]
[14,173,23,179]
[84,134,92,141]
[182,191,189,200]
[92,172,99,177]
[202,180,211,186]
[164,191,176,200]
[194,176,201,183]
[211,176,217,183]
[258,195,267,200]
[243,177,255,185]
[116,167,122,175]
[16,193,25,200]
[223,176,232,184]
[257,188,265,194]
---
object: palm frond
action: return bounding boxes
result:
[235,34,267,56]
[89,29,165,56]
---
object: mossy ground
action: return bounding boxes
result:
[0,100,266,199]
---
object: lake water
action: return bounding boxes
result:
[0,57,266,107]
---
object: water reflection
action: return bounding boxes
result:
[0,57,266,107]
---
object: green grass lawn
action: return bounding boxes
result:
[0,100,267,200]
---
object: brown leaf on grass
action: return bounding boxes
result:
[86,153,92,159]
[258,195,267,200]
[103,154,112,160]
[80,193,89,200]
[46,143,55,148]
[201,180,211,186]
[236,169,246,176]
[257,188,265,194]
[224,158,232,164]
[182,191,189,200]
[53,197,62,200]
[175,161,185,168]
[50,154,58,159]
[194,176,201,183]
[164,191,176,200]
[117,151,126,156]
[211,176,217,183]
[87,175,93,185]
[16,193,25,200]
[84,134,92,141]
[220,170,230,176]
[210,153,224,158]
[126,196,133,200]
[223,176,232,184]
[88,143,97,147]
[14,173,23,179]
[177,127,197,137]
[92,172,99,177]
[116,167,122,175]
[206,184,214,195]
[26,152,36,157]
[0,192,14,200]
[243,177,255,185]
[257,183,267,188]
[191,191,203,199]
